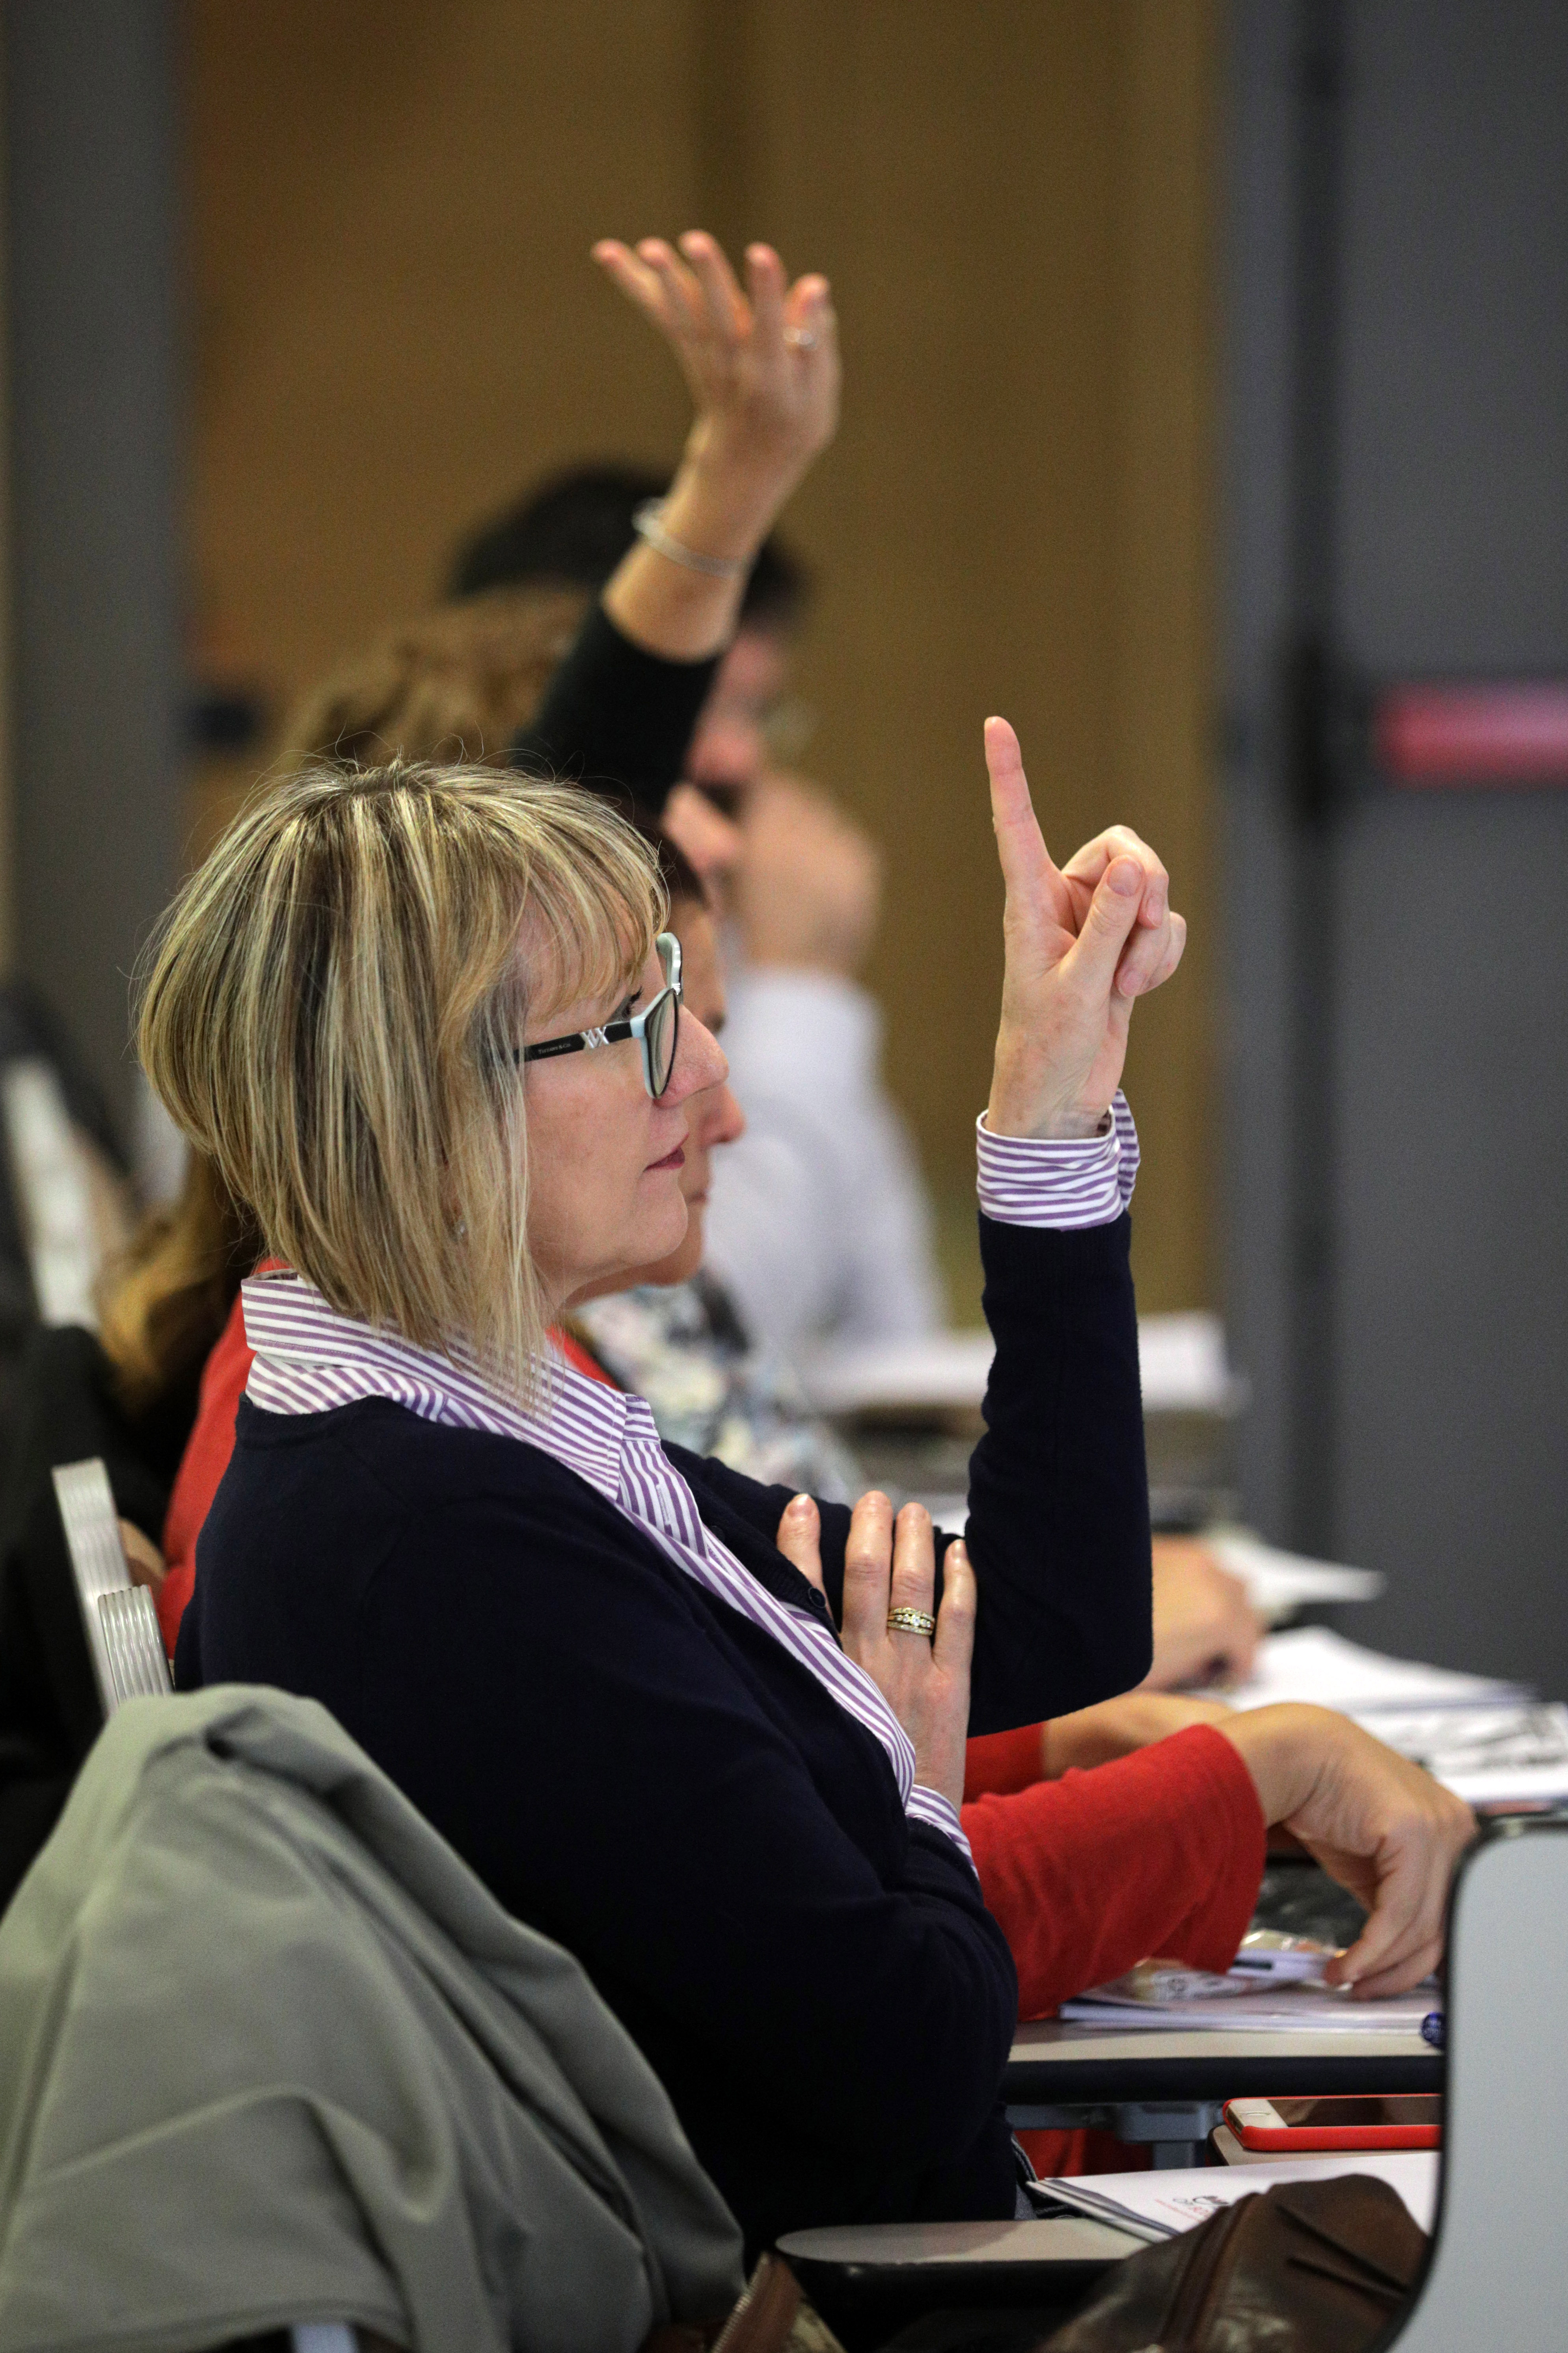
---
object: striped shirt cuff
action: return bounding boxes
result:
[975,1092,1139,1228]
[907,1783,977,1871]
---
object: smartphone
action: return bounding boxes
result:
[1223,2095,1443,2152]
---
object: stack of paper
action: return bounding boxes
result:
[1203,1530,1383,1620]
[1058,1982,1436,2032]
[1036,2149,1437,2241]
[1195,1627,1566,1808]
[1353,1702,1568,1807]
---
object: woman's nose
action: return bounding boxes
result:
[665,1013,728,1105]
[696,1081,746,1149]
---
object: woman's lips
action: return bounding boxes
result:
[646,1145,687,1173]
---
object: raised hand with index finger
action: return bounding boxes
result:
[983,716,1186,1143]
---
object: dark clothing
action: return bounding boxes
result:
[512,603,719,824]
[179,1213,1151,2249]
[0,1327,181,1911]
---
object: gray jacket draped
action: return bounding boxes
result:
[0,1686,743,2353]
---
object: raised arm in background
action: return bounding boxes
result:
[515,233,838,822]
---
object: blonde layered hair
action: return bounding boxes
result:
[135,761,663,1392]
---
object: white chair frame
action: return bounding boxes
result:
[52,1456,171,1716]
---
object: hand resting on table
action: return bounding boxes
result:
[1038,1689,1476,1997]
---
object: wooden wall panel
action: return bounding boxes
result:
[187,0,700,696]
[188,0,1216,1313]
[734,0,1217,1309]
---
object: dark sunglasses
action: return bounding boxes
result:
[517,933,682,1099]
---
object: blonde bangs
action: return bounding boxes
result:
[135,760,662,1395]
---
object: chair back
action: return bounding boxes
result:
[1386,1815,1568,2350]
[51,1458,170,1717]
[2,1060,106,1329]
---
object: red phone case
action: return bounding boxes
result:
[1223,2099,1441,2152]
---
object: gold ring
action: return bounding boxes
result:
[784,325,818,349]
[886,1607,936,1639]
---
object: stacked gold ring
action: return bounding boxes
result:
[886,1607,937,1639]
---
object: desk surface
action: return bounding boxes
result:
[778,2215,1136,2269]
[1004,2017,1441,2103]
[777,2213,1133,2334]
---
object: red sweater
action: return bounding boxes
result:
[160,1288,1264,2170]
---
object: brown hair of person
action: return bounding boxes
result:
[278,584,588,772]
[135,761,663,1395]
[98,1152,263,1416]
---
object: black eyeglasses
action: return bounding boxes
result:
[518,933,683,1099]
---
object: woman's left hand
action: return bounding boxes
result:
[984,716,1186,1139]
[777,1491,976,1815]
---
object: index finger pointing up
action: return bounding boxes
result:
[984,716,1060,896]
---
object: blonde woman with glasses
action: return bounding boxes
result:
[139,729,1186,2252]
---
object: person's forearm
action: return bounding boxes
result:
[512,604,718,824]
[961,1215,1153,1732]
[602,442,791,660]
[514,438,799,820]
[963,1726,1265,2018]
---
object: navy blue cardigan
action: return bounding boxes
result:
[178,1211,1151,2249]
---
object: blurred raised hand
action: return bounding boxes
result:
[594,231,839,504]
[733,772,882,977]
[593,233,838,661]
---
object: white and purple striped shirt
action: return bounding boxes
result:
[975,1091,1139,1227]
[242,1092,1138,1867]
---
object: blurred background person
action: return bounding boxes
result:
[452,458,946,1358]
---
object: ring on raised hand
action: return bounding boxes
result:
[784,326,818,349]
[886,1607,936,1639]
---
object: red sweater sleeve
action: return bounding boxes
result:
[156,1290,255,1654]
[965,1722,1047,1797]
[962,1725,1266,2019]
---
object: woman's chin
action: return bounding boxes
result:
[632,1190,690,1264]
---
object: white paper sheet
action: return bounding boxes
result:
[1037,2149,1437,2239]
[1197,1625,1527,1713]
[1352,1701,1568,1804]
[1204,1528,1383,1620]
[802,1311,1244,1417]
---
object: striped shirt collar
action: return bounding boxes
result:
[241,1265,626,1497]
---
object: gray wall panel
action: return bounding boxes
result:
[1330,0,1568,1685]
[1223,0,1568,1690]
[4,0,182,1135]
